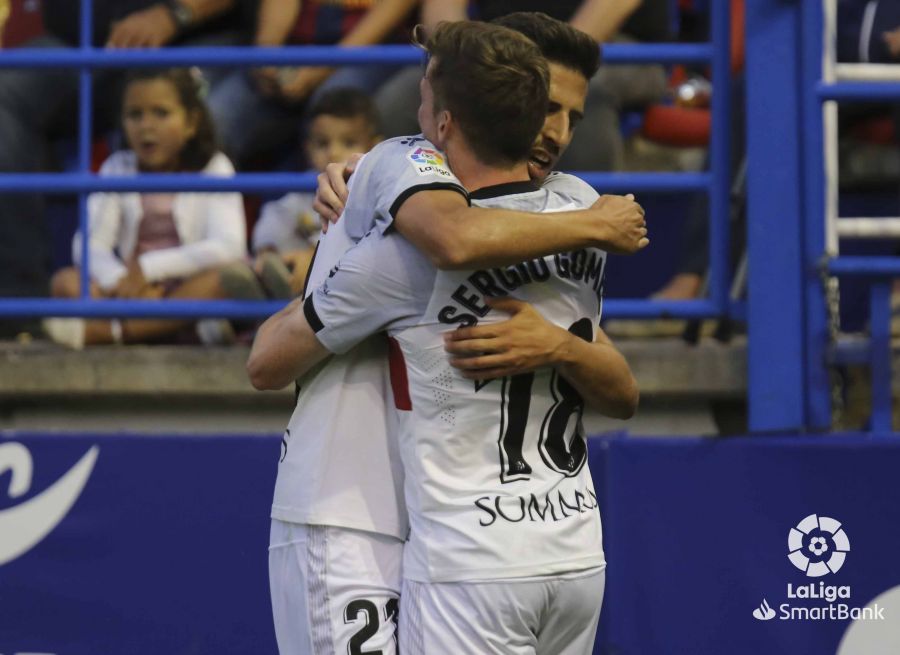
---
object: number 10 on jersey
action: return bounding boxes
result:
[495,318,592,483]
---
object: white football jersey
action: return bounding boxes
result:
[306,179,608,583]
[270,136,467,539]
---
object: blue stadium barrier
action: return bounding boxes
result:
[0,0,734,320]
[799,0,900,434]
[3,432,899,654]
[744,0,900,433]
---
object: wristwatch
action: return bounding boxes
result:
[164,0,194,33]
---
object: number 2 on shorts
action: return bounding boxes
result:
[345,597,399,655]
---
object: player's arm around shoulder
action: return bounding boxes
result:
[248,227,410,390]
[394,186,649,270]
[313,144,647,269]
[312,145,481,268]
[392,189,474,268]
[444,297,638,419]
[247,297,330,390]
[543,172,650,256]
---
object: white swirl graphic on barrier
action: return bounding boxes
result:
[788,513,850,577]
[0,442,99,566]
[837,584,900,655]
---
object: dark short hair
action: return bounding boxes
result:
[492,12,600,81]
[121,68,217,172]
[415,21,549,166]
[307,87,381,136]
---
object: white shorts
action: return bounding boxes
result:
[269,520,403,655]
[400,567,605,655]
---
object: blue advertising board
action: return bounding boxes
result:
[592,435,900,655]
[2,433,899,654]
[0,433,279,655]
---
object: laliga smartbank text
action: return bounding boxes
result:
[753,515,887,622]
[776,582,884,621]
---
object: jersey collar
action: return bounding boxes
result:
[469,180,539,200]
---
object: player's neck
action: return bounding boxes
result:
[446,143,531,192]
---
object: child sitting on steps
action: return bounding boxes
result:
[45,68,247,348]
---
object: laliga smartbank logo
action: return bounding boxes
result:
[752,514,885,622]
[788,513,850,577]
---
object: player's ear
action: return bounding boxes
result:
[436,110,452,142]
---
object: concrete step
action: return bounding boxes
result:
[0,338,747,397]
[0,337,748,435]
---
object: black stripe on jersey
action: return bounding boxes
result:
[388,182,470,221]
[469,180,539,200]
[294,241,322,403]
[303,295,325,333]
[299,241,320,300]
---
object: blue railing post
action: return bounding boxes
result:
[708,0,731,314]
[78,0,93,300]
[800,0,832,429]
[745,0,807,431]
[869,282,892,431]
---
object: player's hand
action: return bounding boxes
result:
[590,193,648,255]
[313,153,364,231]
[107,4,177,48]
[443,297,571,380]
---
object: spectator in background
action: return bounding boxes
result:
[605,0,747,335]
[207,0,417,169]
[837,0,900,64]
[835,0,900,158]
[221,87,383,300]
[0,2,8,44]
[835,0,900,325]
[375,0,670,171]
[44,69,246,348]
[0,0,250,337]
[0,0,44,49]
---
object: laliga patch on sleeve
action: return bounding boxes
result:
[407,147,454,179]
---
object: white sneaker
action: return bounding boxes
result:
[42,318,86,350]
[195,318,236,346]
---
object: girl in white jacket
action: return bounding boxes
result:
[45,68,248,348]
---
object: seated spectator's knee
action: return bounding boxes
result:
[50,267,81,298]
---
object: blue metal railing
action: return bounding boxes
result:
[78,0,92,299]
[804,0,900,432]
[0,43,716,68]
[0,171,713,194]
[708,0,732,317]
[801,0,831,429]
[0,0,732,320]
[817,81,900,101]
